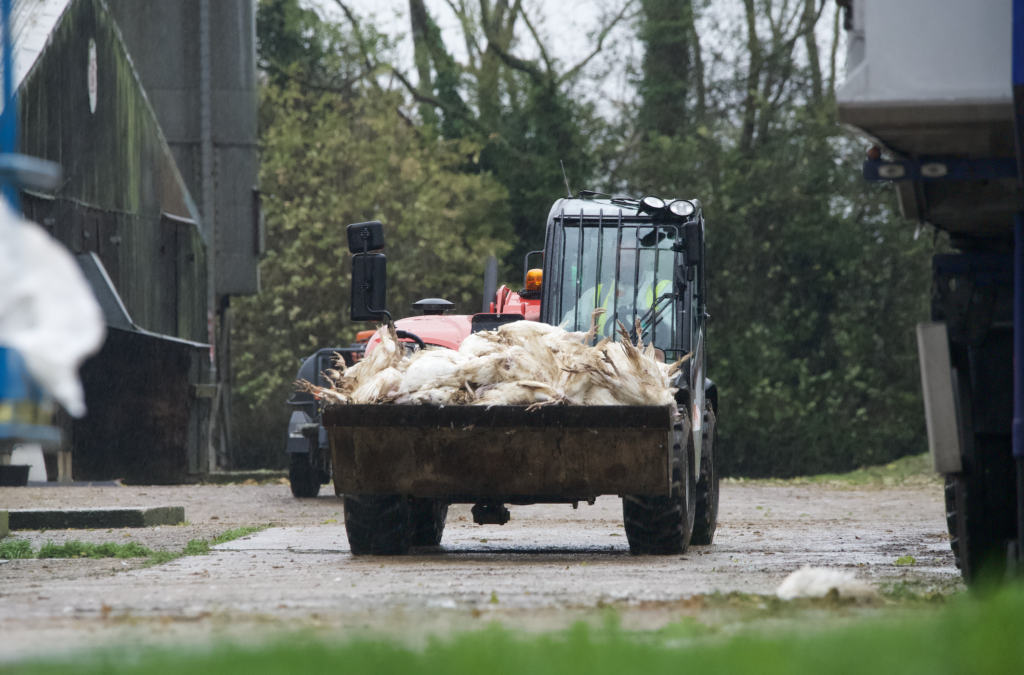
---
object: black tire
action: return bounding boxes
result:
[410,498,448,546]
[691,405,719,545]
[944,434,1017,584]
[289,452,321,498]
[343,494,412,556]
[623,425,697,555]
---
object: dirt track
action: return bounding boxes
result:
[0,481,960,661]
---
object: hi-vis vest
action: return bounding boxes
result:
[593,279,672,334]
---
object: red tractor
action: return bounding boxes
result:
[326,194,719,556]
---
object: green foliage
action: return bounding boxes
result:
[211,525,266,547]
[36,541,153,559]
[237,1,932,476]
[624,2,932,476]
[0,526,268,564]
[0,539,34,559]
[725,453,939,488]
[232,62,511,465]
[701,124,931,476]
[13,585,1024,675]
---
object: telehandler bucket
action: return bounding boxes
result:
[323,404,682,502]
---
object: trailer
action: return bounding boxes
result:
[836,0,1023,582]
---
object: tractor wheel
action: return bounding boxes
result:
[944,434,1017,584]
[690,405,719,545]
[623,425,696,555]
[289,452,321,498]
[410,499,448,547]
[343,494,411,556]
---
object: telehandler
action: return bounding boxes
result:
[324,194,720,556]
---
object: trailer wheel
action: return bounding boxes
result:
[410,499,448,546]
[622,426,696,555]
[690,405,718,545]
[289,452,321,498]
[343,494,411,556]
[944,434,1017,584]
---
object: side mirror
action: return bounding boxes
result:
[348,221,388,321]
[683,221,702,267]
[347,221,385,254]
[351,253,387,321]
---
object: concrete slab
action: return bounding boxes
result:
[8,506,185,530]
[0,510,8,537]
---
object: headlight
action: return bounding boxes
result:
[640,196,666,212]
[668,200,695,217]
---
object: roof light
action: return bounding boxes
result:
[525,269,543,291]
[639,196,666,213]
[668,200,695,217]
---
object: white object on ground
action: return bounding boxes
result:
[776,566,876,600]
[10,444,47,481]
[0,198,105,416]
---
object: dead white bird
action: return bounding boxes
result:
[350,366,403,404]
[775,567,876,600]
[299,315,680,411]
[473,380,561,407]
[581,386,621,406]
[571,326,676,408]
[497,319,560,343]
[343,323,404,385]
[394,385,468,406]
[458,331,505,358]
[396,348,467,394]
[459,339,561,387]
[546,308,606,349]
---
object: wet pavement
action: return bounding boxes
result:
[0,482,959,661]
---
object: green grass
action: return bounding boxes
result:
[37,541,154,559]
[10,584,1024,674]
[725,453,940,487]
[1,525,268,564]
[0,538,34,559]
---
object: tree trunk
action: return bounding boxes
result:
[638,0,693,138]
[803,0,823,109]
[828,3,840,100]
[739,0,762,154]
[409,0,438,127]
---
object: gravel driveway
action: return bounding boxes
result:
[0,481,960,661]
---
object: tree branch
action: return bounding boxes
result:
[332,0,383,92]
[486,39,547,85]
[390,66,491,137]
[443,0,482,69]
[558,0,635,84]
[520,7,554,76]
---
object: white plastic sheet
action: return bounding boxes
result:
[0,198,105,417]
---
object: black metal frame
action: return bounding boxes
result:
[539,205,704,363]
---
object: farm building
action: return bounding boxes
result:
[9,0,258,483]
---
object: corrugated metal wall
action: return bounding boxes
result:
[16,0,213,483]
[106,0,261,298]
[19,0,208,342]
